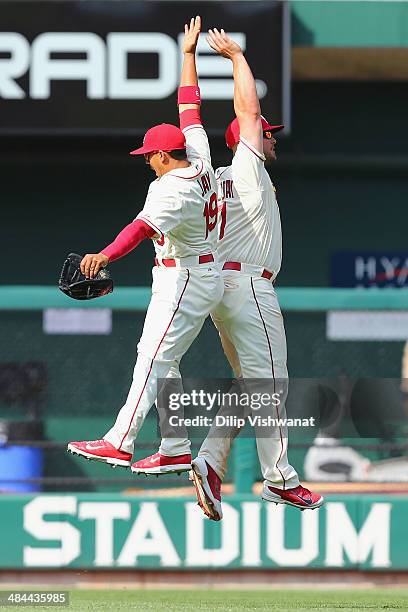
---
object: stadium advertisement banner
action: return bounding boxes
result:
[0,0,289,135]
[331,251,408,288]
[0,494,407,570]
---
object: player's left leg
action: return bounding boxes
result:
[69,265,223,471]
[68,267,192,468]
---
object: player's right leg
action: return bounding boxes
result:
[69,264,224,472]
[67,352,185,469]
[68,267,194,469]
[66,341,174,469]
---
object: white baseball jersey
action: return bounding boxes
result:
[216,136,282,275]
[136,125,218,260]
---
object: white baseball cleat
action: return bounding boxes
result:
[190,457,223,521]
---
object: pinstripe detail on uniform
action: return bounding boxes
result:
[250,277,286,489]
[119,271,191,450]
[182,124,204,133]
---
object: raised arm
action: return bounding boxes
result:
[207,28,262,153]
[179,15,201,114]
[178,16,212,164]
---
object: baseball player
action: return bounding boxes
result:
[188,29,324,519]
[67,17,223,474]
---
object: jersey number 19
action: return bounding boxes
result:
[203,193,227,240]
[203,192,218,239]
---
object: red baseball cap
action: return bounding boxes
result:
[130,123,186,155]
[225,116,284,149]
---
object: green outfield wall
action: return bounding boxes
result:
[0,287,406,493]
[292,1,408,47]
[0,494,406,570]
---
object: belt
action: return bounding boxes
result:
[155,254,214,267]
[222,261,275,282]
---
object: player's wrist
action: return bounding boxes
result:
[99,251,110,263]
[231,50,244,60]
[178,85,201,106]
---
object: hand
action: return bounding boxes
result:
[183,15,201,54]
[207,28,242,59]
[80,253,109,279]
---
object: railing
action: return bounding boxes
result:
[1,285,407,494]
[2,285,408,311]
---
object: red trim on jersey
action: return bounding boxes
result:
[170,159,204,180]
[180,109,202,131]
[136,215,164,240]
[119,271,191,451]
[239,137,265,162]
[183,124,204,133]
[250,277,286,489]
[101,219,155,262]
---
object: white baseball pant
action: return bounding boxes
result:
[199,270,300,490]
[104,263,223,455]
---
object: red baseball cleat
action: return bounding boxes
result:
[131,452,192,475]
[189,457,223,521]
[67,439,132,468]
[262,483,324,510]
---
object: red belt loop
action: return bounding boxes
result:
[198,254,214,264]
[222,262,241,272]
[154,258,176,267]
[154,254,214,267]
[162,259,176,267]
[223,261,274,283]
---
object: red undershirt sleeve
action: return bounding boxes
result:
[100,219,156,262]
[179,108,202,131]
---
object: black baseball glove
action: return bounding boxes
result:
[58,253,113,300]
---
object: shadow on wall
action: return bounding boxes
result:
[291,12,315,46]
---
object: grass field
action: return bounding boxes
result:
[1,589,408,611]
